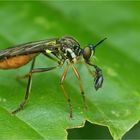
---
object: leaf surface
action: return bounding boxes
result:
[0,1,140,140]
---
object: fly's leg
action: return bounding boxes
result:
[86,64,96,77]
[86,62,103,90]
[60,66,73,118]
[12,58,36,114]
[16,54,62,80]
[16,65,61,79]
[12,62,62,114]
[16,73,30,80]
[92,65,103,90]
[71,65,87,110]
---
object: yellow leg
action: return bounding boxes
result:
[71,64,88,110]
[60,66,73,118]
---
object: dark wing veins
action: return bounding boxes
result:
[0,38,59,60]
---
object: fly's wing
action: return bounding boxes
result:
[0,38,59,60]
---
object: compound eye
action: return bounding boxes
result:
[83,45,94,60]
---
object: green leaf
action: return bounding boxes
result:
[0,1,140,140]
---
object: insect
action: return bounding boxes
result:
[0,36,106,118]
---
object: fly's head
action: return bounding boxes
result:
[82,44,95,62]
[82,38,107,62]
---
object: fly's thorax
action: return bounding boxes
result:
[44,36,83,63]
[60,47,82,63]
[57,36,80,48]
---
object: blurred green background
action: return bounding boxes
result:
[0,1,140,140]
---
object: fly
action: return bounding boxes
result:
[0,36,107,118]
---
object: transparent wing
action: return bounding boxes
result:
[0,38,59,60]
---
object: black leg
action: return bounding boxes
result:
[86,62,103,90]
[60,66,73,118]
[71,65,87,110]
[12,58,36,114]
[16,64,61,80]
[12,61,62,114]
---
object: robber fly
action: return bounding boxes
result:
[0,36,106,118]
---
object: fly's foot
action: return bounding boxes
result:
[11,100,26,114]
[94,66,103,90]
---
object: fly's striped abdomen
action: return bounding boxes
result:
[0,53,38,69]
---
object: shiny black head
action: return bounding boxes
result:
[83,38,107,61]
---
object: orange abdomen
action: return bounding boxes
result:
[0,53,37,69]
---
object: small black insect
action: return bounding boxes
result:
[0,36,106,118]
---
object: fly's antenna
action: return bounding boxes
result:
[93,37,107,49]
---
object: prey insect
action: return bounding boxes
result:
[0,36,106,118]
